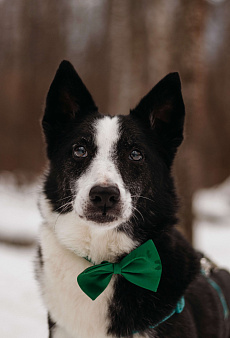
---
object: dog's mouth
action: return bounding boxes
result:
[79,203,121,225]
[84,213,118,224]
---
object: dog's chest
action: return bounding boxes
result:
[39,225,146,338]
[39,226,116,338]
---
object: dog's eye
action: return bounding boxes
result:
[129,150,143,161]
[73,145,88,159]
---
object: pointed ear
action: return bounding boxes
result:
[42,60,97,134]
[131,73,185,160]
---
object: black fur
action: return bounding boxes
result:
[34,245,43,281]
[42,61,230,337]
[48,313,56,338]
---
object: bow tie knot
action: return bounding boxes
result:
[77,240,162,300]
[113,263,122,275]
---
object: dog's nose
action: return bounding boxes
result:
[89,185,120,208]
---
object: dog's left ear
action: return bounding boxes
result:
[131,73,185,164]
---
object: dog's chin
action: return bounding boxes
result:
[79,213,124,230]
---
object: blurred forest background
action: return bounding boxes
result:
[0,0,230,243]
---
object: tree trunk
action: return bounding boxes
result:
[170,0,208,242]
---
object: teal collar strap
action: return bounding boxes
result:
[133,296,185,334]
[201,269,229,319]
[152,296,185,328]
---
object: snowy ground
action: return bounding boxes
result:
[0,175,47,337]
[0,174,229,338]
[193,177,230,270]
[0,245,48,338]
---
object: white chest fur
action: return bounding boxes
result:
[38,220,140,338]
[40,225,114,338]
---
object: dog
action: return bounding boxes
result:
[36,60,230,338]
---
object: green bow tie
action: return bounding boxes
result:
[77,240,162,300]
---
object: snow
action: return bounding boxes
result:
[0,175,47,337]
[0,174,43,243]
[194,220,230,270]
[0,173,229,337]
[193,177,230,271]
[0,245,48,337]
[193,177,230,223]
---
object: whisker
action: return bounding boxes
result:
[132,214,139,227]
[43,187,73,195]
[53,201,73,231]
[133,206,144,222]
[131,195,155,203]
[54,194,77,204]
[54,201,73,213]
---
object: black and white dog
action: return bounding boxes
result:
[37,60,230,338]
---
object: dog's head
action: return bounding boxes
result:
[41,61,184,238]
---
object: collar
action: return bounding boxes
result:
[201,257,229,320]
[133,296,185,334]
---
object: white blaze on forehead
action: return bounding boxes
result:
[94,116,120,160]
[74,114,132,227]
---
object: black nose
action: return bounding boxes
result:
[89,185,120,208]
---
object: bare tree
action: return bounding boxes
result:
[168,0,209,242]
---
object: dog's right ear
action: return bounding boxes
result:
[42,60,97,137]
[130,73,185,166]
